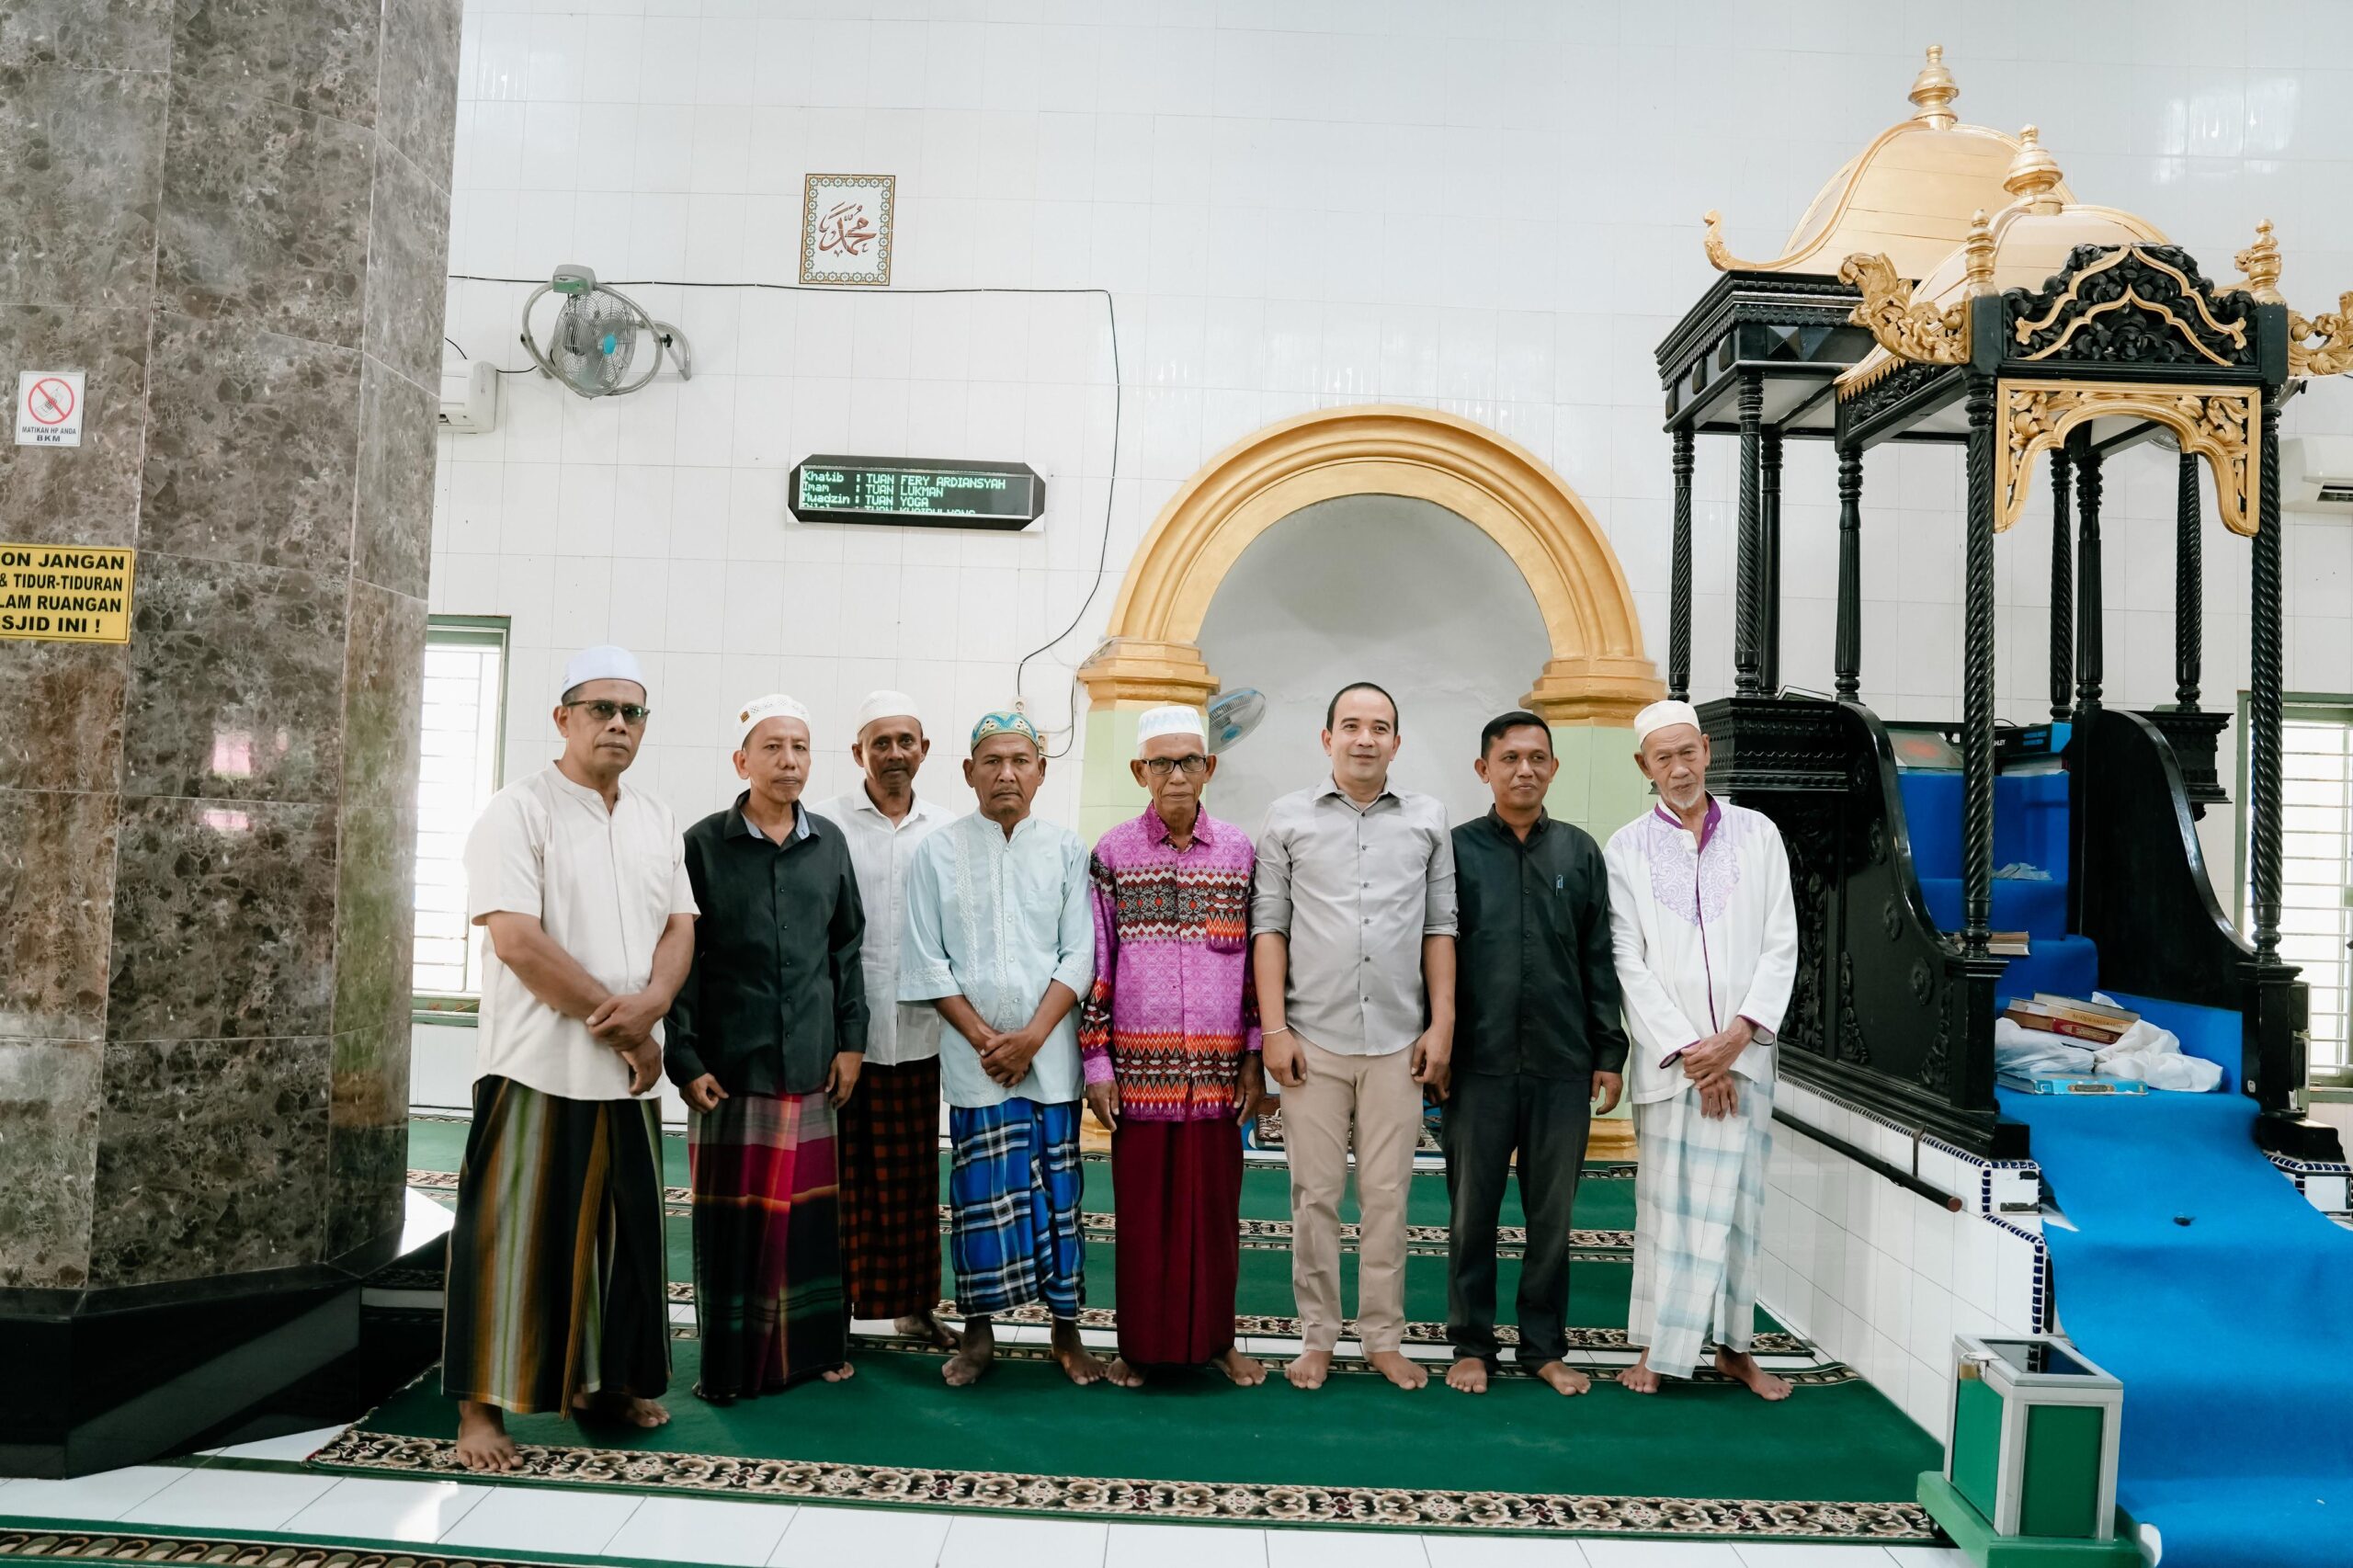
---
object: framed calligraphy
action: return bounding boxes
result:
[799,173,896,287]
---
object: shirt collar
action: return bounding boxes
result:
[1142,805,1215,847]
[1318,777,1395,811]
[849,784,935,825]
[546,763,623,811]
[1483,806,1549,842]
[729,791,813,843]
[1652,795,1721,850]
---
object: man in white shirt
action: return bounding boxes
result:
[442,645,698,1472]
[900,710,1102,1388]
[809,691,955,1350]
[1604,699,1798,1400]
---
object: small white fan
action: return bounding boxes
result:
[1208,688,1265,754]
[518,265,692,399]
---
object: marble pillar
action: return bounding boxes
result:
[0,0,458,1298]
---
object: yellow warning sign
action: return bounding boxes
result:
[0,543,135,642]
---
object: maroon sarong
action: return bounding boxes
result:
[1110,1118,1244,1367]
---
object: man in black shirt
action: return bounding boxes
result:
[1443,710,1626,1396]
[666,692,868,1400]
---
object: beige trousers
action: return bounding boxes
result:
[1281,1037,1423,1353]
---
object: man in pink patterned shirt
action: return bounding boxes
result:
[1079,705,1267,1388]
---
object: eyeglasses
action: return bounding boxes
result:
[1142,754,1210,778]
[564,699,652,726]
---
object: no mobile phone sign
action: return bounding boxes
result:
[17,369,85,448]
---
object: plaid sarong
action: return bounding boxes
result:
[687,1089,847,1398]
[441,1075,669,1415]
[946,1096,1084,1319]
[838,1056,943,1321]
[1628,1074,1773,1378]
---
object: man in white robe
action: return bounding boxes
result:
[1604,699,1797,1399]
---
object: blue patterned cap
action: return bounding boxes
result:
[969,710,1042,755]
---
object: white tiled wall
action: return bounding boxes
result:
[1760,1075,2049,1437]
[431,0,2353,838]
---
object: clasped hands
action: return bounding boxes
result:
[1678,1017,1754,1119]
[970,1019,1049,1088]
[587,989,666,1095]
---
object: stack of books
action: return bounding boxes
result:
[2002,994,2140,1045]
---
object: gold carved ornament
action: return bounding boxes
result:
[1838,251,1972,366]
[2289,296,2353,378]
[2234,219,2353,378]
[1998,381,2259,536]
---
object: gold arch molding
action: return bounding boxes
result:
[1999,380,2258,537]
[1076,405,1663,724]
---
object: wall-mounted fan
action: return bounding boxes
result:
[518,265,693,398]
[1208,688,1265,753]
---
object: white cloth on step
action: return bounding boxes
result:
[1995,1016,2095,1078]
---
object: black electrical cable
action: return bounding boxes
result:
[445,274,1123,752]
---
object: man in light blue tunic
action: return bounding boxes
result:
[901,709,1103,1388]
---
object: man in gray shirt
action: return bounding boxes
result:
[1253,682,1458,1391]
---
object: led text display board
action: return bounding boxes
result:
[789,455,1044,531]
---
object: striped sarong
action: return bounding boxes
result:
[946,1096,1084,1319]
[1628,1074,1773,1378]
[838,1056,943,1322]
[687,1089,847,1399]
[440,1075,669,1415]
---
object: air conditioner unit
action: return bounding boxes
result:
[2282,437,2353,514]
[438,361,499,435]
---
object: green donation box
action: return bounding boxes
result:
[1919,1334,2139,1566]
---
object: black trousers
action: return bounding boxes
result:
[1441,1069,1592,1368]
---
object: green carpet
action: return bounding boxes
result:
[366,1118,1908,1540]
[314,1339,1936,1540]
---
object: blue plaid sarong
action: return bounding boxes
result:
[947,1097,1085,1318]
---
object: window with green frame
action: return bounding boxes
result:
[2240,694,2353,1088]
[413,616,509,1018]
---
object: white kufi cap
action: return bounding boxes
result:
[1135,705,1208,754]
[561,643,646,699]
[735,692,813,750]
[854,689,923,735]
[1632,699,1703,747]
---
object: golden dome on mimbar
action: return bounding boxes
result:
[1702,46,2070,281]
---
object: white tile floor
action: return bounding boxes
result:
[0,1449,1972,1568]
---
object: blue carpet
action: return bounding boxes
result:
[2001,1089,2353,1567]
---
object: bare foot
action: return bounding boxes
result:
[1367,1348,1428,1391]
[1049,1319,1111,1385]
[1101,1356,1146,1388]
[1285,1348,1332,1390]
[570,1390,670,1428]
[821,1361,856,1383]
[1532,1360,1592,1397]
[943,1317,995,1386]
[1715,1346,1792,1401]
[897,1311,961,1351]
[1214,1346,1267,1386]
[1445,1357,1489,1394]
[1620,1352,1663,1394]
[455,1402,519,1473]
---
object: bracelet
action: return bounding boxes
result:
[1264,1025,1293,1040]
